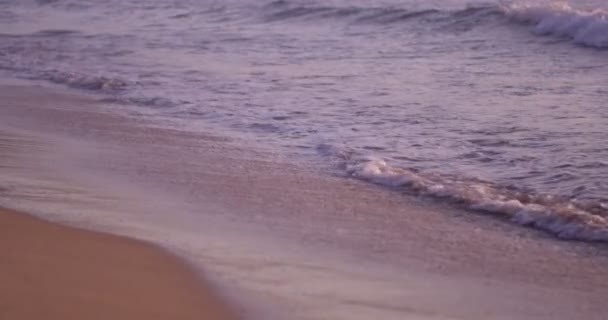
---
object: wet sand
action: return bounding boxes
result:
[0,207,236,320]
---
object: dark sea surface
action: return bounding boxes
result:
[1,0,608,240]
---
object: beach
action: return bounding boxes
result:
[2,0,608,318]
[0,207,236,320]
[0,107,237,320]
[1,83,608,319]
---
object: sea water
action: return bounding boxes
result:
[1,0,607,240]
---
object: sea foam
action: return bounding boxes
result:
[319,144,608,242]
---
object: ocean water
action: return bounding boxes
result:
[1,0,608,240]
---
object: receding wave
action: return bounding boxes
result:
[261,1,608,48]
[319,144,608,242]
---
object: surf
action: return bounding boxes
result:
[260,0,608,49]
[319,144,608,242]
[501,1,608,48]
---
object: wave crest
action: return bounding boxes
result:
[262,2,499,26]
[501,1,608,48]
[319,144,608,242]
[261,1,608,48]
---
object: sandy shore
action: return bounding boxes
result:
[0,207,236,320]
[2,83,608,320]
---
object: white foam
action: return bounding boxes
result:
[321,144,608,242]
[502,1,608,48]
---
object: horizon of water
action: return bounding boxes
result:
[1,0,608,240]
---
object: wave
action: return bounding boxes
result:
[0,61,129,92]
[261,1,500,26]
[36,70,128,91]
[261,1,608,48]
[318,144,608,242]
[501,1,608,48]
[100,95,177,108]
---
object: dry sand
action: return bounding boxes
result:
[0,207,236,320]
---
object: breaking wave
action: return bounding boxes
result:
[261,1,608,48]
[319,144,608,242]
[501,1,608,48]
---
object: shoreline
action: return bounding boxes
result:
[0,207,237,320]
[2,82,608,320]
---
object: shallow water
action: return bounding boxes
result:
[1,0,607,239]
